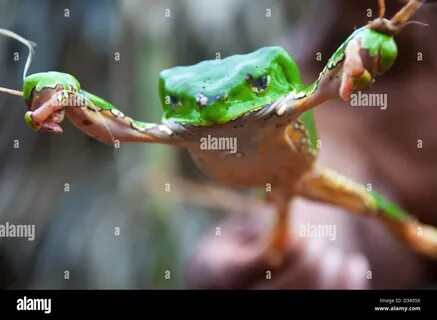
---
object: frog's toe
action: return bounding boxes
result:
[340,69,373,101]
[339,73,354,101]
[24,111,40,131]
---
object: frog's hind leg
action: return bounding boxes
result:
[265,192,293,266]
[295,166,437,259]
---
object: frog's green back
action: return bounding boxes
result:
[159,46,304,126]
[23,71,80,101]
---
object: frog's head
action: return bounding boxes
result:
[159,47,304,126]
[23,71,80,132]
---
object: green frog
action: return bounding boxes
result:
[2,0,436,262]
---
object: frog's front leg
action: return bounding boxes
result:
[295,166,437,259]
[65,100,177,146]
[281,0,424,121]
[25,88,185,146]
[271,0,425,120]
[271,36,380,121]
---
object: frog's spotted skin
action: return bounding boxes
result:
[289,119,316,156]
[14,0,437,260]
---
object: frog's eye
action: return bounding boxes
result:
[166,95,180,107]
[246,74,270,94]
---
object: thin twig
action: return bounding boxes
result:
[0,28,36,80]
[391,0,424,26]
[142,171,266,213]
[378,0,386,18]
[0,86,23,97]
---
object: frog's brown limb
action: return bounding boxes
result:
[339,38,371,101]
[272,66,343,120]
[295,166,437,259]
[65,103,176,146]
[273,40,373,120]
[26,88,184,146]
[265,192,292,267]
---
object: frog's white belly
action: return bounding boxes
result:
[183,116,315,192]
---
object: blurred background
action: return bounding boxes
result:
[0,0,436,289]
